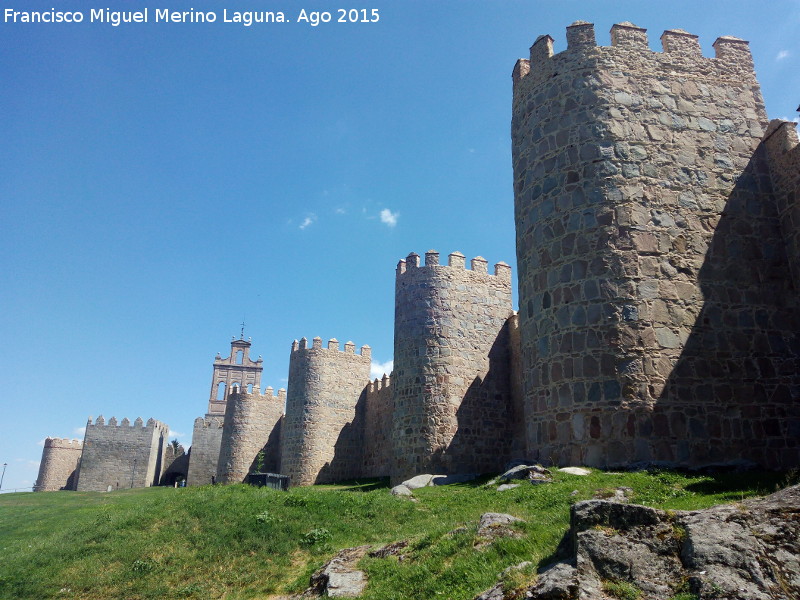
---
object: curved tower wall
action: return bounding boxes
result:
[513,22,800,468]
[216,387,284,484]
[280,338,371,486]
[34,438,83,492]
[391,250,517,482]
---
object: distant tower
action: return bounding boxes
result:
[391,250,520,483]
[512,22,800,468]
[280,337,372,486]
[206,337,264,415]
[216,386,285,484]
[34,438,83,491]
[187,336,265,486]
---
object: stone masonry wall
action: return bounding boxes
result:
[763,120,800,292]
[76,417,168,492]
[362,374,393,478]
[216,387,285,484]
[391,251,517,483]
[281,338,371,486]
[186,415,224,486]
[34,438,82,491]
[513,22,800,468]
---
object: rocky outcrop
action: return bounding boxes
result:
[301,545,371,598]
[475,484,800,600]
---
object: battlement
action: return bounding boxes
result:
[513,21,754,87]
[87,415,167,431]
[194,415,225,428]
[367,373,391,393]
[396,250,512,282]
[290,337,371,359]
[227,386,287,403]
[43,437,83,449]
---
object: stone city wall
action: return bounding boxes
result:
[513,21,800,469]
[186,415,224,486]
[362,374,393,478]
[763,120,800,291]
[76,416,169,492]
[281,338,371,486]
[391,251,517,482]
[34,438,83,492]
[216,387,285,484]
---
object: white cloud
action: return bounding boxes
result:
[335,207,346,214]
[380,208,399,227]
[73,426,86,437]
[370,360,393,380]
[36,438,47,447]
[299,214,316,230]
[168,429,186,440]
[777,50,790,60]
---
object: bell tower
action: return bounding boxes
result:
[206,336,264,415]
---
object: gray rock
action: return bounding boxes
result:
[401,474,436,489]
[304,545,371,598]
[477,512,525,543]
[498,464,552,483]
[514,484,800,600]
[390,484,413,496]
[558,467,591,476]
[431,473,478,485]
[497,483,520,491]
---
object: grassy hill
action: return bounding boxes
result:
[0,469,794,600]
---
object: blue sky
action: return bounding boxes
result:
[2,1,799,492]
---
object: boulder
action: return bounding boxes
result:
[558,467,591,476]
[497,483,520,491]
[473,484,800,600]
[303,545,371,598]
[390,484,413,497]
[476,512,525,544]
[401,474,436,489]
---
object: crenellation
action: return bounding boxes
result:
[471,256,488,273]
[610,22,649,49]
[312,336,323,349]
[660,29,701,57]
[344,340,355,354]
[406,252,420,268]
[328,338,339,351]
[566,21,596,49]
[529,34,554,65]
[425,249,440,266]
[511,58,530,86]
[448,250,466,268]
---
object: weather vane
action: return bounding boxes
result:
[240,319,246,339]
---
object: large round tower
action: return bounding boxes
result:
[391,250,519,483]
[512,22,800,468]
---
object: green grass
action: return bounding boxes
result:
[0,469,793,599]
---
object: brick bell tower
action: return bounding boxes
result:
[206,335,264,416]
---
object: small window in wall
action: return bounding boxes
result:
[235,350,243,365]
[247,384,253,393]
[232,382,241,393]
[216,381,226,401]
